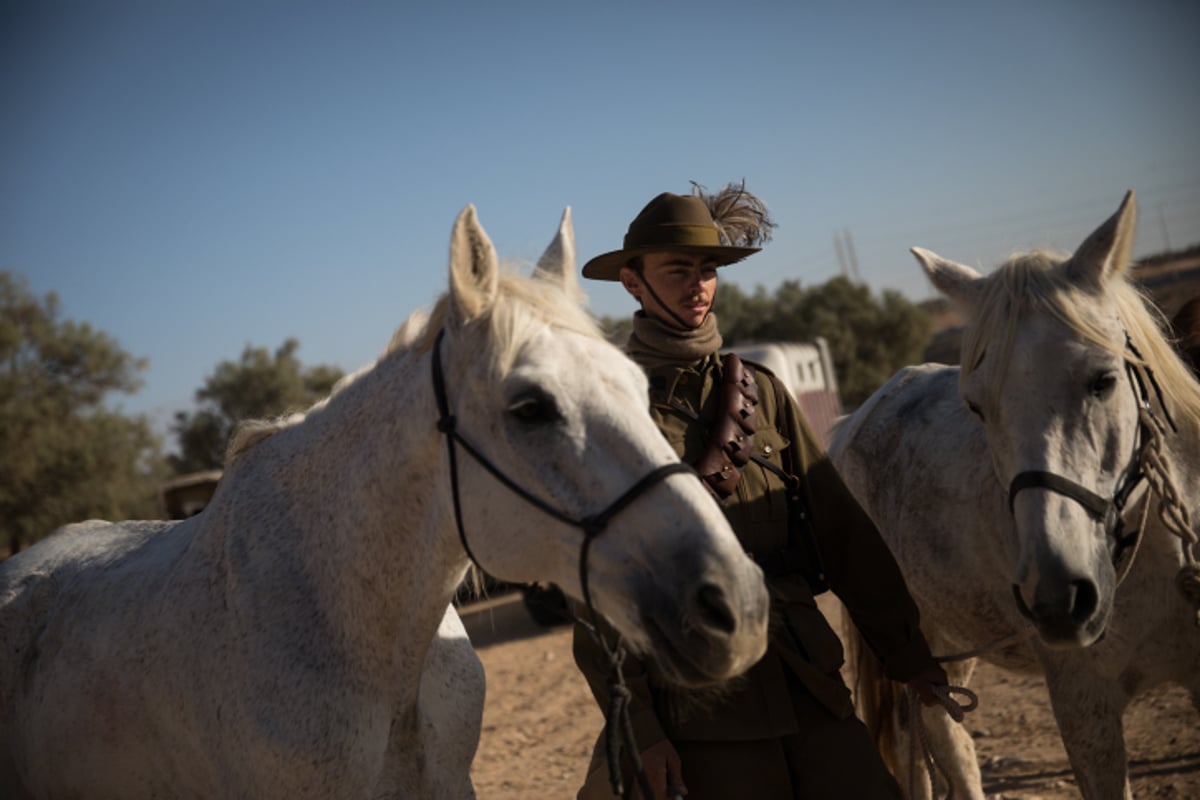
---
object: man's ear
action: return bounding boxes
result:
[619,265,642,300]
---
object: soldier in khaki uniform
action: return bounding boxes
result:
[573,186,948,800]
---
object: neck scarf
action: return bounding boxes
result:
[625,311,723,369]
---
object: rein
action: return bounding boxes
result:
[431,329,691,799]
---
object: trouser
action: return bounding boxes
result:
[577,687,902,800]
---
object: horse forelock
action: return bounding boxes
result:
[401,266,602,371]
[961,249,1200,429]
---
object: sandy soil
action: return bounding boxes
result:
[464,594,1199,800]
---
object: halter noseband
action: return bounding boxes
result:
[1006,334,1177,563]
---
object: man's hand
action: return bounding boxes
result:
[906,661,950,706]
[639,738,687,800]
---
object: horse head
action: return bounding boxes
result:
[435,205,769,687]
[911,191,1157,647]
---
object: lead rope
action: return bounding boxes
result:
[906,670,981,799]
[1124,343,1200,624]
[577,533,657,800]
[1135,403,1200,626]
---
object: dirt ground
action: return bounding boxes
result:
[464,594,1199,800]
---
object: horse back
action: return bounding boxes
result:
[831,364,983,531]
[0,519,176,793]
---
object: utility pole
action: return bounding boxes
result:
[834,231,848,277]
[1158,204,1172,253]
[843,229,862,282]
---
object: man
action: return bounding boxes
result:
[573,185,948,800]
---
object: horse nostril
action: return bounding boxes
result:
[1070,580,1098,624]
[694,583,737,635]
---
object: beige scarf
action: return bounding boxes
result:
[625,311,723,369]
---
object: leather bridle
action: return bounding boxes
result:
[1006,334,1177,566]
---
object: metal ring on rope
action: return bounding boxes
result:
[431,329,695,798]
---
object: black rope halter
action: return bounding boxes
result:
[431,328,694,798]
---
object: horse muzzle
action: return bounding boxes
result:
[1011,577,1110,648]
[638,567,769,688]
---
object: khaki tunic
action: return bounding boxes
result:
[573,351,933,752]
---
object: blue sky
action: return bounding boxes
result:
[4,0,1198,444]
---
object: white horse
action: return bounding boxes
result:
[830,191,1200,800]
[0,207,770,800]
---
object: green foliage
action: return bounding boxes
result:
[170,338,344,473]
[0,271,165,554]
[597,275,933,409]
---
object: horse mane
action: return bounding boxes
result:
[225,263,602,465]
[1170,296,1200,377]
[961,250,1200,430]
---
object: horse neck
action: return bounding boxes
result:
[208,346,470,686]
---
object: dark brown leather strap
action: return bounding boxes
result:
[696,353,759,499]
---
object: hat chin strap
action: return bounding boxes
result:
[639,270,712,331]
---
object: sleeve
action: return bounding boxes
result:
[780,386,936,683]
[571,612,668,749]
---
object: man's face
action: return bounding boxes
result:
[619,251,719,329]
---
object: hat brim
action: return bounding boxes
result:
[581,244,760,281]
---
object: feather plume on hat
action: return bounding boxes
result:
[691,181,776,248]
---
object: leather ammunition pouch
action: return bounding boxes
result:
[695,353,759,499]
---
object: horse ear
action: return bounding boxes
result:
[533,207,584,304]
[912,246,983,312]
[448,204,500,325]
[1067,190,1137,290]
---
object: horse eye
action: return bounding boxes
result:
[508,393,560,425]
[1089,371,1118,399]
[965,400,985,421]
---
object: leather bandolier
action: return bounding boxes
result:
[699,353,829,594]
[695,353,759,499]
